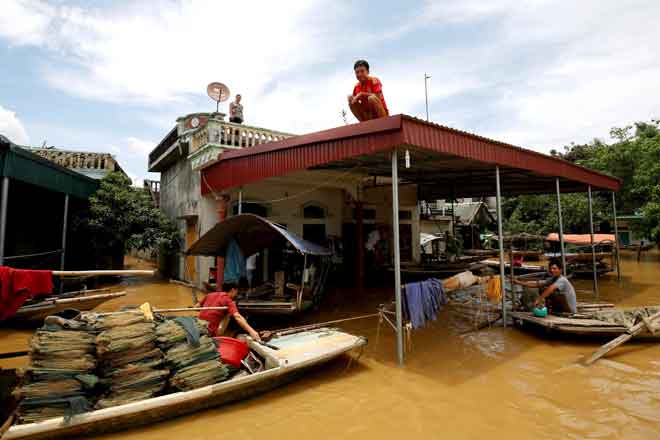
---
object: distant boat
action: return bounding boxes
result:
[5,290,126,324]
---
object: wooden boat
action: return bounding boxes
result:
[2,328,366,440]
[510,306,660,340]
[511,250,543,260]
[482,259,545,275]
[6,291,126,324]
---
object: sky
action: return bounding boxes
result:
[1,0,659,184]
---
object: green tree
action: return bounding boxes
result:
[506,120,660,242]
[75,172,180,264]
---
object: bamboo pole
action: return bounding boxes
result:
[52,270,155,277]
[585,310,660,365]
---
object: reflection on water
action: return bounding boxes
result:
[2,251,660,439]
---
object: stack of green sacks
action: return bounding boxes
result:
[92,312,169,409]
[156,317,229,391]
[14,317,98,424]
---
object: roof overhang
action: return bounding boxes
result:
[201,114,621,198]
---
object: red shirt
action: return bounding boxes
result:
[199,292,238,336]
[353,76,389,114]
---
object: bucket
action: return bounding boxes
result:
[213,337,249,368]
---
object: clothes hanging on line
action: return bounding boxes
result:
[0,266,54,320]
[223,239,246,284]
[403,278,447,330]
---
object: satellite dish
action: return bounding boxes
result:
[207,82,230,112]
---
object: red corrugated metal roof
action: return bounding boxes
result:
[201,114,621,196]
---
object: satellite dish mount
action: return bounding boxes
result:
[207,82,230,113]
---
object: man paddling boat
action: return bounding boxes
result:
[195,281,262,341]
[512,259,577,314]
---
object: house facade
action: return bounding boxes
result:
[148,112,422,286]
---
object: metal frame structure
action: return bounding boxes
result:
[199,114,622,366]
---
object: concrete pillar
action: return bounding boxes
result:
[215,194,230,286]
[355,201,365,289]
[391,150,404,366]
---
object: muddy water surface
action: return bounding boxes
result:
[3,252,660,439]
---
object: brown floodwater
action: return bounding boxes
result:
[3,251,660,439]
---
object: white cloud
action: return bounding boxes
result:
[1,0,659,153]
[0,105,30,144]
[125,137,154,156]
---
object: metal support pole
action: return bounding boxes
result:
[587,185,598,297]
[391,149,404,366]
[555,178,567,273]
[238,190,243,215]
[60,194,69,270]
[0,177,8,266]
[495,166,506,326]
[611,192,621,280]
[424,73,431,121]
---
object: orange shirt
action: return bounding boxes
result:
[353,76,389,114]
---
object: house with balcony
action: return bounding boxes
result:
[148,112,422,287]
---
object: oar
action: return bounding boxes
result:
[0,350,28,360]
[585,310,660,365]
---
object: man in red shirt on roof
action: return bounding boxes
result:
[196,280,261,341]
[347,59,389,122]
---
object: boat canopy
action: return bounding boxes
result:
[187,214,332,257]
[546,233,615,245]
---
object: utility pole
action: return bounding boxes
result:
[424,73,431,121]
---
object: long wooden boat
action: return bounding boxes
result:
[6,292,126,324]
[3,328,366,440]
[510,307,660,340]
[482,259,545,275]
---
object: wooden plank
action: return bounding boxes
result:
[585,310,660,365]
[52,270,155,277]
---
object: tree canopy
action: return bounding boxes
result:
[506,120,660,242]
[75,172,179,256]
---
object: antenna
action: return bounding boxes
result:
[207,82,230,113]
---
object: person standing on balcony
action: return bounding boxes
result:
[347,60,389,122]
[229,94,244,124]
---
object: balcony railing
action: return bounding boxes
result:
[187,120,293,170]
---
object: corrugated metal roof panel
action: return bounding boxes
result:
[201,114,621,195]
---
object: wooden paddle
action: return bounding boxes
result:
[585,310,660,365]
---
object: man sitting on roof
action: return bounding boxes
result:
[511,259,577,314]
[347,59,389,122]
[195,280,262,341]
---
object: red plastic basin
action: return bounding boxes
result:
[213,336,249,368]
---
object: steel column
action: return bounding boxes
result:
[60,194,69,270]
[238,190,243,215]
[391,149,404,366]
[555,178,567,273]
[495,166,506,326]
[611,192,621,280]
[0,177,8,265]
[587,185,599,296]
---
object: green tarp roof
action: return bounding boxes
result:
[0,139,98,199]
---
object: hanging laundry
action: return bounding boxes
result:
[487,276,502,304]
[0,266,53,320]
[403,278,447,329]
[223,239,246,283]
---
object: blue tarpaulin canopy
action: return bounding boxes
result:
[187,214,332,257]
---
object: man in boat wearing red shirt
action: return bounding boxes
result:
[196,281,262,341]
[347,59,389,122]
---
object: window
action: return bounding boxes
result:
[303,204,325,219]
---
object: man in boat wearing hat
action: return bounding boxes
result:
[196,280,262,341]
[511,259,577,314]
[347,59,389,122]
